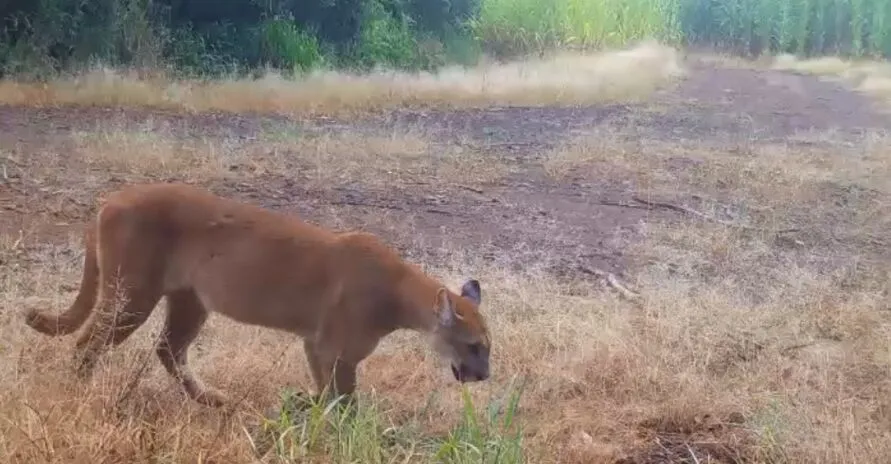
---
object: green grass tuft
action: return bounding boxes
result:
[254,377,528,463]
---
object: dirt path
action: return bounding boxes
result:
[2,57,889,279]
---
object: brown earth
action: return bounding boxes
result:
[2,57,887,280]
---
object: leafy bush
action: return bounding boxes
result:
[260,17,324,74]
[470,0,677,59]
[347,0,422,70]
[0,0,477,77]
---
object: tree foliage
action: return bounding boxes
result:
[0,0,481,77]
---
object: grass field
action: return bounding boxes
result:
[1,42,891,463]
[0,42,684,116]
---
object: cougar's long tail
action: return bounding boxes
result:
[24,221,100,336]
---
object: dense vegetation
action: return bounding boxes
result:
[1,0,889,77]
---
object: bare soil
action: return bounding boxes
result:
[3,57,887,280]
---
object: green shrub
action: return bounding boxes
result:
[470,0,678,59]
[347,0,423,70]
[260,17,324,74]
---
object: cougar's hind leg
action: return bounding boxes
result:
[72,276,162,380]
[72,205,164,380]
[156,289,226,407]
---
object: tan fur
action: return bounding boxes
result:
[24,183,491,407]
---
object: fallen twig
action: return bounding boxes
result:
[595,200,648,209]
[686,444,702,464]
[426,208,453,216]
[332,200,456,217]
[579,266,641,302]
[631,195,800,234]
[331,200,405,211]
[456,184,484,194]
[779,341,818,355]
[11,229,23,250]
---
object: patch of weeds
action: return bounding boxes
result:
[431,375,528,464]
[253,375,528,463]
[260,17,325,74]
[749,397,791,463]
[251,389,390,462]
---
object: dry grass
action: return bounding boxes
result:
[687,51,772,69]
[70,123,233,180]
[0,42,685,116]
[65,123,507,187]
[3,198,890,462]
[540,121,891,463]
[771,54,891,109]
[255,129,509,187]
[626,221,891,463]
[546,125,891,206]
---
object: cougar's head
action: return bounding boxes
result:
[431,279,491,383]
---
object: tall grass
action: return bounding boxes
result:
[473,0,891,59]
[0,43,685,115]
[472,0,681,58]
[678,0,891,57]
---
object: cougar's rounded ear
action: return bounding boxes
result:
[434,288,457,327]
[460,279,481,305]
